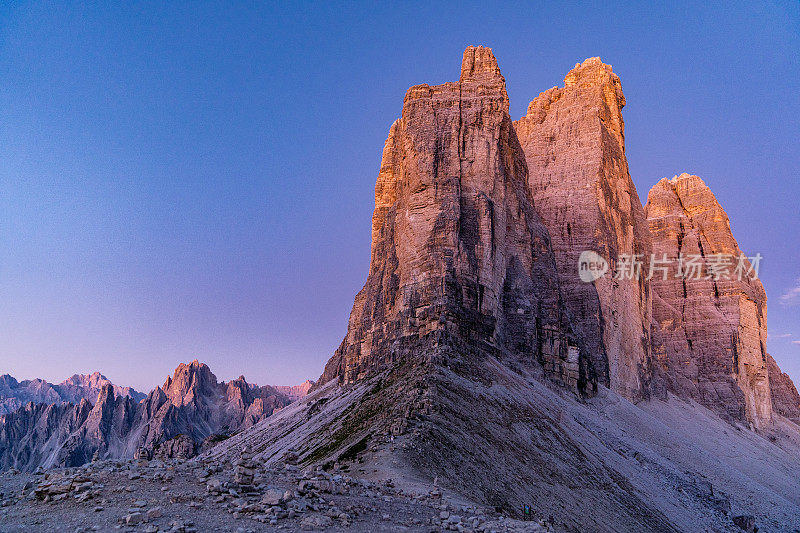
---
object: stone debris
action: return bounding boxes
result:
[31,472,100,504]
[233,447,256,491]
[732,514,756,532]
[300,513,333,530]
[123,511,144,525]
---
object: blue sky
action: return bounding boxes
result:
[1,1,798,391]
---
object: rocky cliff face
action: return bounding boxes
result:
[0,372,144,415]
[514,57,653,401]
[767,354,800,424]
[319,46,589,394]
[645,173,772,429]
[0,361,295,470]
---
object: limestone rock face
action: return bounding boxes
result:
[0,401,91,471]
[198,49,800,530]
[319,46,588,393]
[128,361,292,455]
[645,173,772,428]
[766,354,800,424]
[514,57,653,400]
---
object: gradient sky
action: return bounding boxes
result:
[1,1,798,392]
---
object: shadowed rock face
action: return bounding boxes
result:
[133,361,291,453]
[767,354,800,424]
[645,173,772,429]
[319,46,589,394]
[514,57,653,401]
[0,361,295,470]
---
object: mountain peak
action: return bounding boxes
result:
[161,360,218,407]
[646,173,771,428]
[60,372,108,389]
[275,380,314,401]
[460,45,501,81]
[514,54,650,399]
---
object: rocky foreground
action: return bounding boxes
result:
[0,451,550,533]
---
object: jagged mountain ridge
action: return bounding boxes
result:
[4,45,800,531]
[206,48,680,529]
[0,371,145,415]
[0,361,309,470]
[275,380,314,401]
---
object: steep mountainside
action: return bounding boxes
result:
[0,372,145,415]
[0,361,293,470]
[645,173,772,429]
[205,48,711,531]
[4,46,800,532]
[514,57,653,401]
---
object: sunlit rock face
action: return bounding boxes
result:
[319,46,589,393]
[514,58,653,401]
[645,173,772,429]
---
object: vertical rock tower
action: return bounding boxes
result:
[514,58,653,400]
[319,47,589,393]
[645,173,772,429]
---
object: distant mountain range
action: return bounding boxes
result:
[0,361,312,470]
[0,371,145,415]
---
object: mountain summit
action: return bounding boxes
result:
[0,372,145,415]
[646,173,772,428]
[4,47,800,532]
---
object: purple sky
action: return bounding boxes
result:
[1,2,798,392]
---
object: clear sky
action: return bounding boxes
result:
[1,1,798,392]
